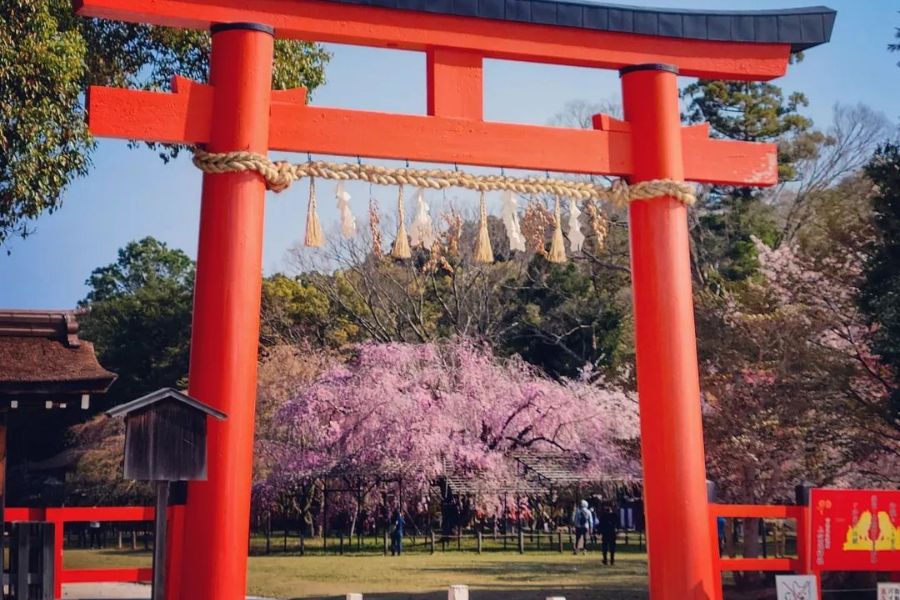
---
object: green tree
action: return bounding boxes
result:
[260,273,358,347]
[0,0,329,246]
[860,144,900,426]
[681,79,820,285]
[79,236,195,408]
[500,257,626,379]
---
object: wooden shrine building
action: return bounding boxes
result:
[0,309,116,409]
[0,309,116,542]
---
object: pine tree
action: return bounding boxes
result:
[860,144,900,425]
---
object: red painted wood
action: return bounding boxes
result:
[718,558,799,572]
[86,84,778,186]
[710,504,804,520]
[176,26,274,600]
[165,505,185,600]
[62,568,153,583]
[427,48,483,120]
[46,508,65,599]
[621,66,716,600]
[50,506,154,522]
[5,507,46,521]
[708,512,724,600]
[74,0,791,80]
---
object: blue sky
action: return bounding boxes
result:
[1,0,898,308]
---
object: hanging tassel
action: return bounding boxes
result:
[567,196,585,253]
[547,196,567,264]
[336,181,357,238]
[410,188,436,248]
[369,197,383,258]
[391,186,412,259]
[473,191,494,264]
[585,200,609,250]
[501,191,526,253]
[443,210,462,257]
[305,177,324,248]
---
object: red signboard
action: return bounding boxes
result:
[811,489,900,572]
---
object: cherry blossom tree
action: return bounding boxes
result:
[255,339,638,533]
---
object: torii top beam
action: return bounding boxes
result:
[78,0,834,186]
[76,0,834,80]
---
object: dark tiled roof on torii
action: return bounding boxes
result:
[0,309,116,396]
[326,1,836,53]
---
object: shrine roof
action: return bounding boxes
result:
[0,309,117,396]
[328,1,836,53]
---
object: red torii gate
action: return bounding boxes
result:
[73,1,835,599]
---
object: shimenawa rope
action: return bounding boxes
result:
[191,149,697,207]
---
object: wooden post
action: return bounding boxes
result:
[557,531,563,553]
[15,524,28,600]
[41,523,54,600]
[476,531,482,554]
[383,530,388,556]
[152,481,170,600]
[339,532,344,556]
[518,528,524,554]
[430,531,435,555]
[323,482,328,554]
[0,410,7,588]
[457,529,461,551]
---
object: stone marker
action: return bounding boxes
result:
[448,585,469,600]
[346,595,363,600]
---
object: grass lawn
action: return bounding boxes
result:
[64,548,649,600]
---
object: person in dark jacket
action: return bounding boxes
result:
[598,504,618,565]
[390,509,405,556]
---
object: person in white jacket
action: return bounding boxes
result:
[571,500,593,555]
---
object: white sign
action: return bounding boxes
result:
[776,575,818,600]
[879,583,900,600]
[448,585,469,600]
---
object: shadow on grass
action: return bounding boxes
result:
[65,548,152,557]
[290,588,647,600]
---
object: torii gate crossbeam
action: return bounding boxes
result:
[72,1,835,599]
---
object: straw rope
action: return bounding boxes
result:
[192,150,697,207]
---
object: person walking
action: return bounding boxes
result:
[88,521,102,549]
[390,509,405,556]
[598,504,618,565]
[571,500,592,555]
[717,515,727,554]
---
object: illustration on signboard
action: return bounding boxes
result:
[843,509,900,551]
[776,575,818,600]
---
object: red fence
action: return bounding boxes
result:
[6,506,159,599]
[4,502,860,600]
[709,503,816,599]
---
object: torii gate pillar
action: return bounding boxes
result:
[170,23,274,600]
[620,64,716,599]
